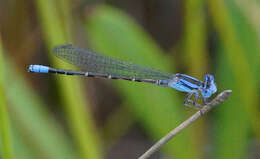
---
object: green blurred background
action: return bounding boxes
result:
[0,0,260,159]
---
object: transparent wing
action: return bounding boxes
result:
[53,45,173,80]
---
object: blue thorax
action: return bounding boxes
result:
[168,73,217,99]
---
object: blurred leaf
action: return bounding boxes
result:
[214,47,249,159]
[233,0,260,44]
[209,0,260,134]
[209,0,260,158]
[184,0,208,75]
[183,0,208,157]
[11,129,37,159]
[35,0,102,158]
[5,59,79,159]
[0,37,14,159]
[102,104,135,147]
[85,5,200,159]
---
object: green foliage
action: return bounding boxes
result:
[5,60,79,159]
[0,37,14,159]
[1,0,260,159]
[209,0,260,158]
[35,0,102,158]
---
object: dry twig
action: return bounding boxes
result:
[138,90,232,159]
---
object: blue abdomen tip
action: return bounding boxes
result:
[28,65,49,73]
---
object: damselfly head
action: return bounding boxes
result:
[201,74,217,98]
